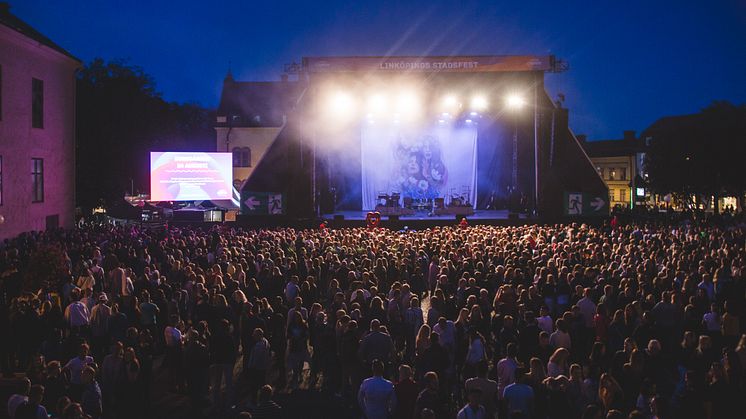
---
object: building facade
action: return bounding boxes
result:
[580,131,647,209]
[214,72,304,189]
[0,4,80,239]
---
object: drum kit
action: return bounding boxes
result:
[377,192,401,208]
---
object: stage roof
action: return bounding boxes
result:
[302,55,556,73]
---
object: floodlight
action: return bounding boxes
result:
[505,94,526,110]
[368,94,387,114]
[442,95,459,109]
[471,95,488,111]
[329,91,354,115]
[396,91,419,114]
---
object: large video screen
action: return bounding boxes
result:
[150,152,233,201]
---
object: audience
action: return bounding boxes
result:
[0,216,743,418]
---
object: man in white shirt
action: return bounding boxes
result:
[537,306,554,334]
[358,359,396,419]
[576,288,597,329]
[496,343,518,400]
[433,317,456,357]
[549,319,572,350]
[64,288,90,329]
[63,343,95,387]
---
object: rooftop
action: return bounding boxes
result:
[0,2,80,62]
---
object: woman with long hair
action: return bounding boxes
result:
[547,347,569,378]
[598,372,624,413]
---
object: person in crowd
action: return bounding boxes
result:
[358,359,396,419]
[0,216,741,418]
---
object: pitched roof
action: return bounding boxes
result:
[216,78,305,127]
[0,2,80,62]
[582,138,643,158]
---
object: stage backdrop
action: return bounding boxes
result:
[361,122,477,210]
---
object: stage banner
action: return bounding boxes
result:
[304,56,552,73]
[240,191,284,215]
[361,123,477,210]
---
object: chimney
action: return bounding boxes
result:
[623,130,636,140]
[576,134,587,143]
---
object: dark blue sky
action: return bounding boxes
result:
[11,0,746,139]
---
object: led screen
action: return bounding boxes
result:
[150,152,232,201]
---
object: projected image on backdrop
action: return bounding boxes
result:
[150,152,233,201]
[361,121,477,210]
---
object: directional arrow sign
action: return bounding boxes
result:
[244,196,260,211]
[590,197,606,211]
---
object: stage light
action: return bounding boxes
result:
[470,111,478,117]
[465,119,473,124]
[329,91,354,115]
[367,94,387,114]
[442,95,459,110]
[396,91,419,114]
[471,95,488,111]
[505,93,526,110]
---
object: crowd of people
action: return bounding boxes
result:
[0,215,744,418]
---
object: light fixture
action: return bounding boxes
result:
[329,91,354,115]
[367,94,387,114]
[505,93,526,110]
[471,95,488,111]
[396,91,419,114]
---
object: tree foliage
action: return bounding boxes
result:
[644,101,746,209]
[23,243,67,292]
[76,58,214,210]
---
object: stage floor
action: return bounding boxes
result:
[321,209,528,221]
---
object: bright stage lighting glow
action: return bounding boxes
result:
[471,95,488,111]
[367,94,387,114]
[329,91,354,115]
[505,94,526,110]
[396,91,419,114]
[442,95,459,109]
[465,119,473,124]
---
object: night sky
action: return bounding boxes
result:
[10,0,746,139]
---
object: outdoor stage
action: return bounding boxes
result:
[322,209,525,221]
[318,209,533,229]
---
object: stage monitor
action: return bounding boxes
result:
[150,152,233,201]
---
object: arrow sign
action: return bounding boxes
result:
[244,196,260,211]
[590,197,605,211]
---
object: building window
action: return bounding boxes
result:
[232,147,251,167]
[609,168,616,181]
[32,78,44,128]
[0,156,3,206]
[620,189,627,202]
[609,189,615,202]
[32,158,44,202]
[620,168,627,180]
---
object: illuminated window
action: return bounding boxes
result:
[232,147,251,167]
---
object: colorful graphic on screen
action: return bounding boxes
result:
[150,152,233,201]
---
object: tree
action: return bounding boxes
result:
[23,244,67,292]
[76,58,214,211]
[644,101,746,212]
